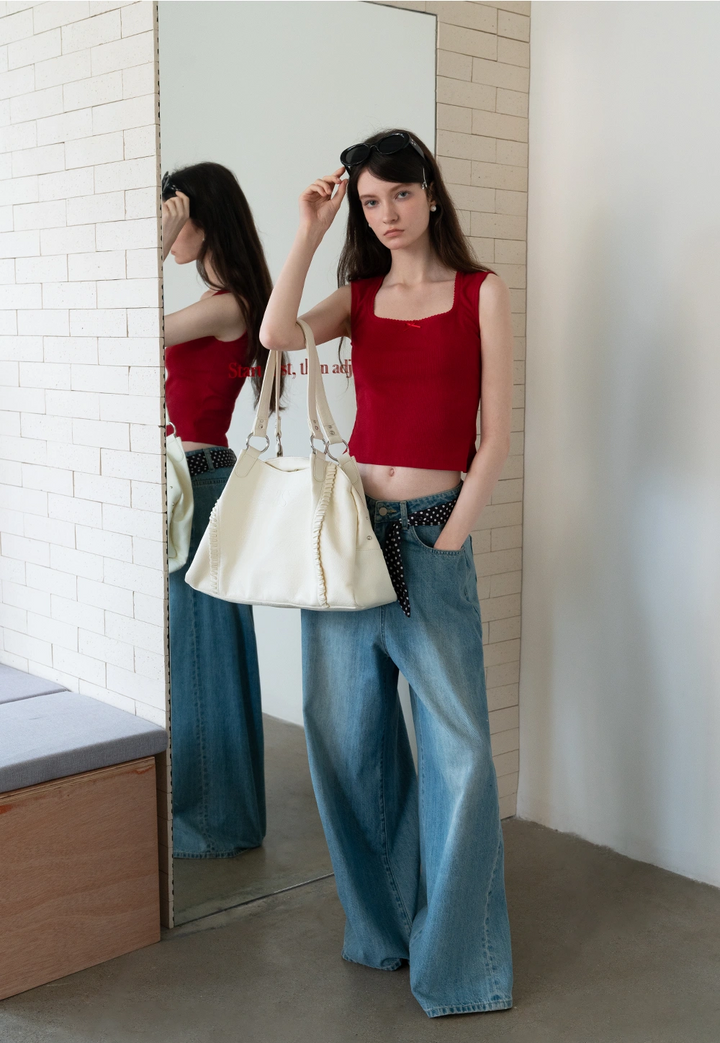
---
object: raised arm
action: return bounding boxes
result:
[161,188,246,347]
[260,168,352,352]
[162,190,190,263]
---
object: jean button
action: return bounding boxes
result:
[379,507,388,515]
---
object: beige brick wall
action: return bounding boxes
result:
[0,0,170,921]
[377,0,529,818]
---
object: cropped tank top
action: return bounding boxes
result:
[165,292,249,447]
[347,270,489,472]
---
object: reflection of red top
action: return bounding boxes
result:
[165,291,249,447]
[347,270,489,471]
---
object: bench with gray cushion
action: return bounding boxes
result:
[0,664,167,782]
[0,663,169,1001]
[0,662,68,704]
[0,689,167,791]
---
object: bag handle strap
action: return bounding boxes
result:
[297,318,348,454]
[245,319,347,455]
[246,344,278,448]
[274,341,282,456]
[165,405,176,438]
[299,319,341,445]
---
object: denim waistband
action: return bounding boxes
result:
[365,481,463,514]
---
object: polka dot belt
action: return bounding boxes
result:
[185,447,237,477]
[382,499,457,617]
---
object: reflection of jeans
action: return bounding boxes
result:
[169,454,265,857]
[301,483,513,1018]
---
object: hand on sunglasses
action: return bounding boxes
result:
[161,191,191,258]
[298,167,348,240]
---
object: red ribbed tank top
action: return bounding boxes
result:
[165,292,249,447]
[347,270,489,471]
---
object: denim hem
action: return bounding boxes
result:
[341,952,403,972]
[173,844,261,860]
[423,999,513,1018]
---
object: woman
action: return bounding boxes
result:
[259,130,514,1017]
[163,162,281,858]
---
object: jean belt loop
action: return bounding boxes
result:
[203,448,214,470]
[399,501,409,530]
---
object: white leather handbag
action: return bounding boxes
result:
[185,319,397,610]
[166,412,194,573]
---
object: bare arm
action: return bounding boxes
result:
[164,292,246,348]
[434,273,514,550]
[259,168,351,351]
[161,191,190,262]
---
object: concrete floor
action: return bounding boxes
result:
[3,819,720,1043]
[174,715,332,924]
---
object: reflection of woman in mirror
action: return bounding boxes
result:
[260,131,514,1017]
[163,162,281,858]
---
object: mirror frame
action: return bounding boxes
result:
[156,0,530,928]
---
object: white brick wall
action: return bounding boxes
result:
[0,1,165,731]
[377,1,530,819]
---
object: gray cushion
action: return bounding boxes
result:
[0,691,168,792]
[0,663,68,704]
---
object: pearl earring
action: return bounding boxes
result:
[430,205,437,212]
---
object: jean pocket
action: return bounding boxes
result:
[409,523,468,555]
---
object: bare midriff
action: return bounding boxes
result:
[183,441,217,452]
[356,462,461,502]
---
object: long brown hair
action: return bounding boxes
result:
[337,128,494,286]
[163,161,282,410]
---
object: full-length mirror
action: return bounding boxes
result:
[159,1,436,925]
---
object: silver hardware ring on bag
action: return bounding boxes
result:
[246,321,349,461]
[245,433,270,452]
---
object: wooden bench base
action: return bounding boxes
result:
[0,757,161,1001]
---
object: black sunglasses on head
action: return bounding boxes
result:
[340,132,428,187]
[161,171,178,199]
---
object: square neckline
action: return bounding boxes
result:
[371,271,459,323]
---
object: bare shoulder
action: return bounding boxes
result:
[301,283,351,321]
[199,289,243,310]
[329,284,352,335]
[203,289,240,309]
[336,283,352,313]
[479,272,510,310]
[478,273,512,340]
[191,289,246,339]
[300,284,353,345]
[326,284,351,306]
[202,291,244,322]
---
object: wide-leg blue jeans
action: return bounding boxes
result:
[169,452,265,857]
[301,483,513,1018]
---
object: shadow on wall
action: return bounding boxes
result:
[534,207,720,881]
